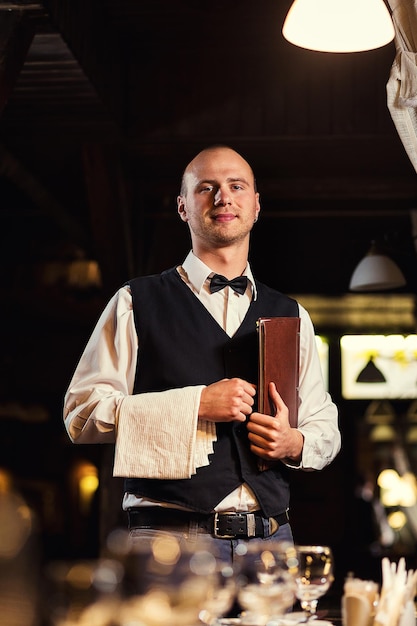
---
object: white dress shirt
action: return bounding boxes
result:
[64,251,340,512]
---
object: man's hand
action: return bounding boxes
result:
[247,382,304,462]
[199,378,256,423]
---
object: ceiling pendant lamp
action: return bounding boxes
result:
[349,242,406,292]
[282,0,395,53]
[356,356,386,383]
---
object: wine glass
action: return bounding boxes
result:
[198,561,236,626]
[235,540,298,626]
[295,545,334,621]
[121,533,229,626]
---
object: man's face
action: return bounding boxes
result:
[177,148,260,250]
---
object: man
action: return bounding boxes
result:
[64,145,340,561]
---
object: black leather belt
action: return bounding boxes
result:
[127,507,289,539]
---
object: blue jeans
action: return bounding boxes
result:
[129,521,294,565]
[128,522,295,618]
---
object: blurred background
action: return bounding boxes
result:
[1,0,417,606]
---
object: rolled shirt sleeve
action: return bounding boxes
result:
[63,287,217,478]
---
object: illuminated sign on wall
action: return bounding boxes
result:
[341,335,417,399]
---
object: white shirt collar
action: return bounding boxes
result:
[180,250,257,299]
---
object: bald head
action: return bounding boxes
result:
[180,146,257,196]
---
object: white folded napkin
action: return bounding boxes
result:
[374,557,417,626]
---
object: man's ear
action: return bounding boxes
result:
[255,193,261,221]
[177,195,188,222]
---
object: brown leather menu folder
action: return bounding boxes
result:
[258,316,301,428]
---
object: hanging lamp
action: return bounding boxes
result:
[349,242,406,292]
[282,0,395,53]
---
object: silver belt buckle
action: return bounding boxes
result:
[213,512,235,538]
[213,512,258,538]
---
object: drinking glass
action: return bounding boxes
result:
[121,532,228,626]
[198,561,236,626]
[235,540,298,626]
[295,545,334,620]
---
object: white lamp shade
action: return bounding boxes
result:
[349,253,406,292]
[282,0,395,53]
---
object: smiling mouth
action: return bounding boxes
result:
[212,213,236,222]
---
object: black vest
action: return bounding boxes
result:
[124,267,299,517]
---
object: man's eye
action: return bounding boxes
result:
[232,184,244,190]
[200,186,214,193]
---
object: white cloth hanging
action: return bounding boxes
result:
[387,0,417,172]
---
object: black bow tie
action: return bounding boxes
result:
[209,274,248,295]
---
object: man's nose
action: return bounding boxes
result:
[214,188,232,206]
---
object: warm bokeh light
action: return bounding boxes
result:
[387,510,407,531]
[378,469,417,507]
[378,469,399,490]
[72,461,99,514]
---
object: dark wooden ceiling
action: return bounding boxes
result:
[1,0,417,300]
